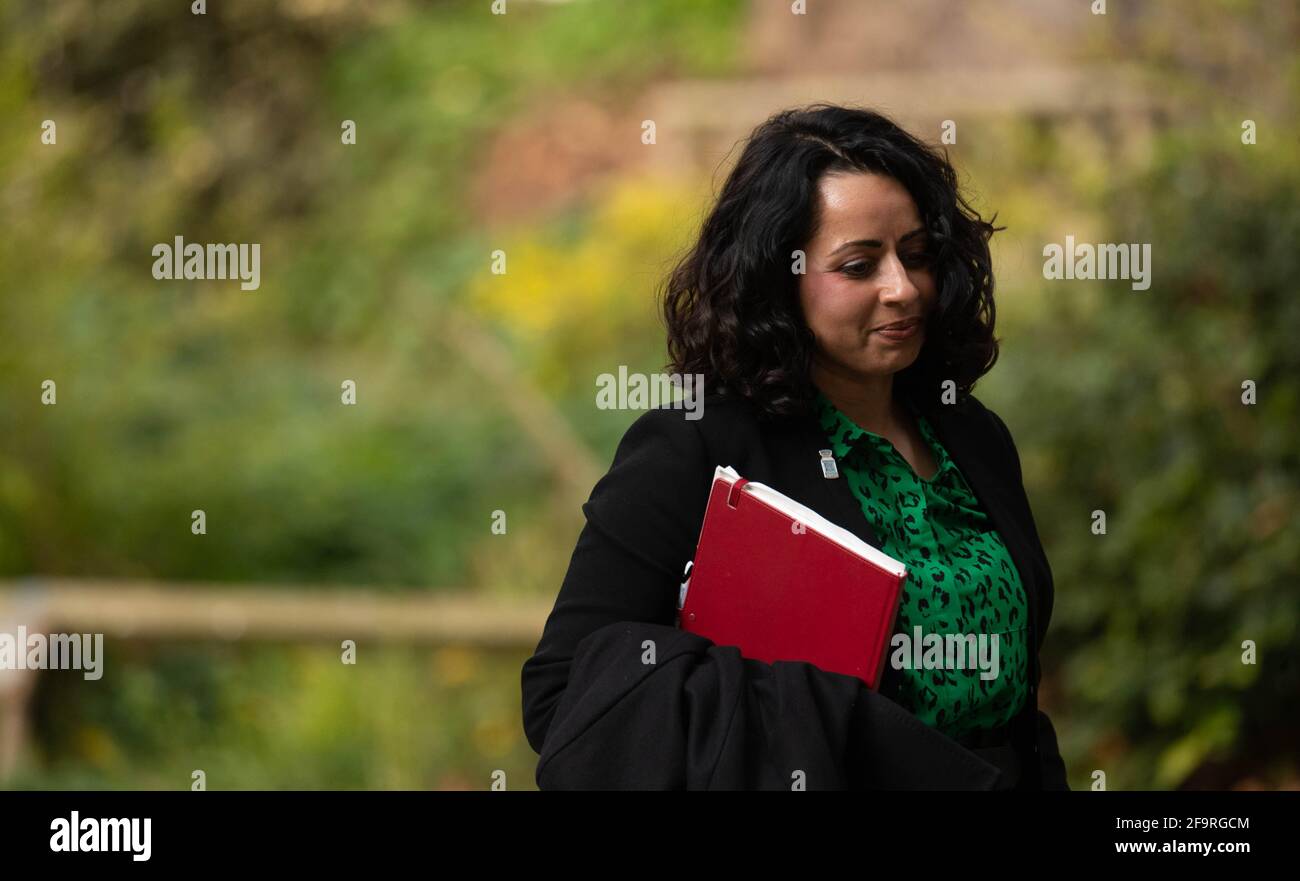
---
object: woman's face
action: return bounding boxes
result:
[797,171,936,385]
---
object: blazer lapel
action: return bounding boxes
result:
[763,408,907,699]
[765,392,1045,699]
[765,408,886,552]
[911,394,1042,665]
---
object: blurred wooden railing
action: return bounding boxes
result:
[0,578,553,782]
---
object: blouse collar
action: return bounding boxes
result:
[814,388,957,482]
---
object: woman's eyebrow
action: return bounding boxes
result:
[827,227,927,256]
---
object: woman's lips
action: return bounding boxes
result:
[874,318,921,341]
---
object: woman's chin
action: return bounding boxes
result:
[859,342,923,373]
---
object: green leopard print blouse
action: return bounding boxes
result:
[815,390,1029,742]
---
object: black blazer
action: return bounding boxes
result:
[521,389,1069,790]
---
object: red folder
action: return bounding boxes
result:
[676,466,907,690]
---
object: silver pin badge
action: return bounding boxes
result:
[819,449,839,479]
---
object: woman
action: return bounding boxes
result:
[521,103,1068,790]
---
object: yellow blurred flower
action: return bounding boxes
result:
[75,725,121,770]
[432,646,479,687]
[467,173,702,341]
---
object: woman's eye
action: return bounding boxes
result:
[902,251,930,267]
[841,261,873,277]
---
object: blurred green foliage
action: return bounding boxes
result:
[988,115,1300,789]
[0,0,741,587]
[14,642,535,791]
[0,0,742,789]
[1,0,1295,790]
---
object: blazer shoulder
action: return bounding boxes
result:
[582,404,716,555]
[962,394,1017,453]
[582,395,767,568]
[608,401,709,467]
[918,390,1019,476]
[944,392,1011,444]
[948,389,994,420]
[950,393,1032,495]
[612,392,762,456]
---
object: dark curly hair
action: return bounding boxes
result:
[661,103,1003,420]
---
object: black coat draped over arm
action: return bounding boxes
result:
[520,392,1068,790]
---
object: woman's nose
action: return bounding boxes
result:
[876,251,921,303]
